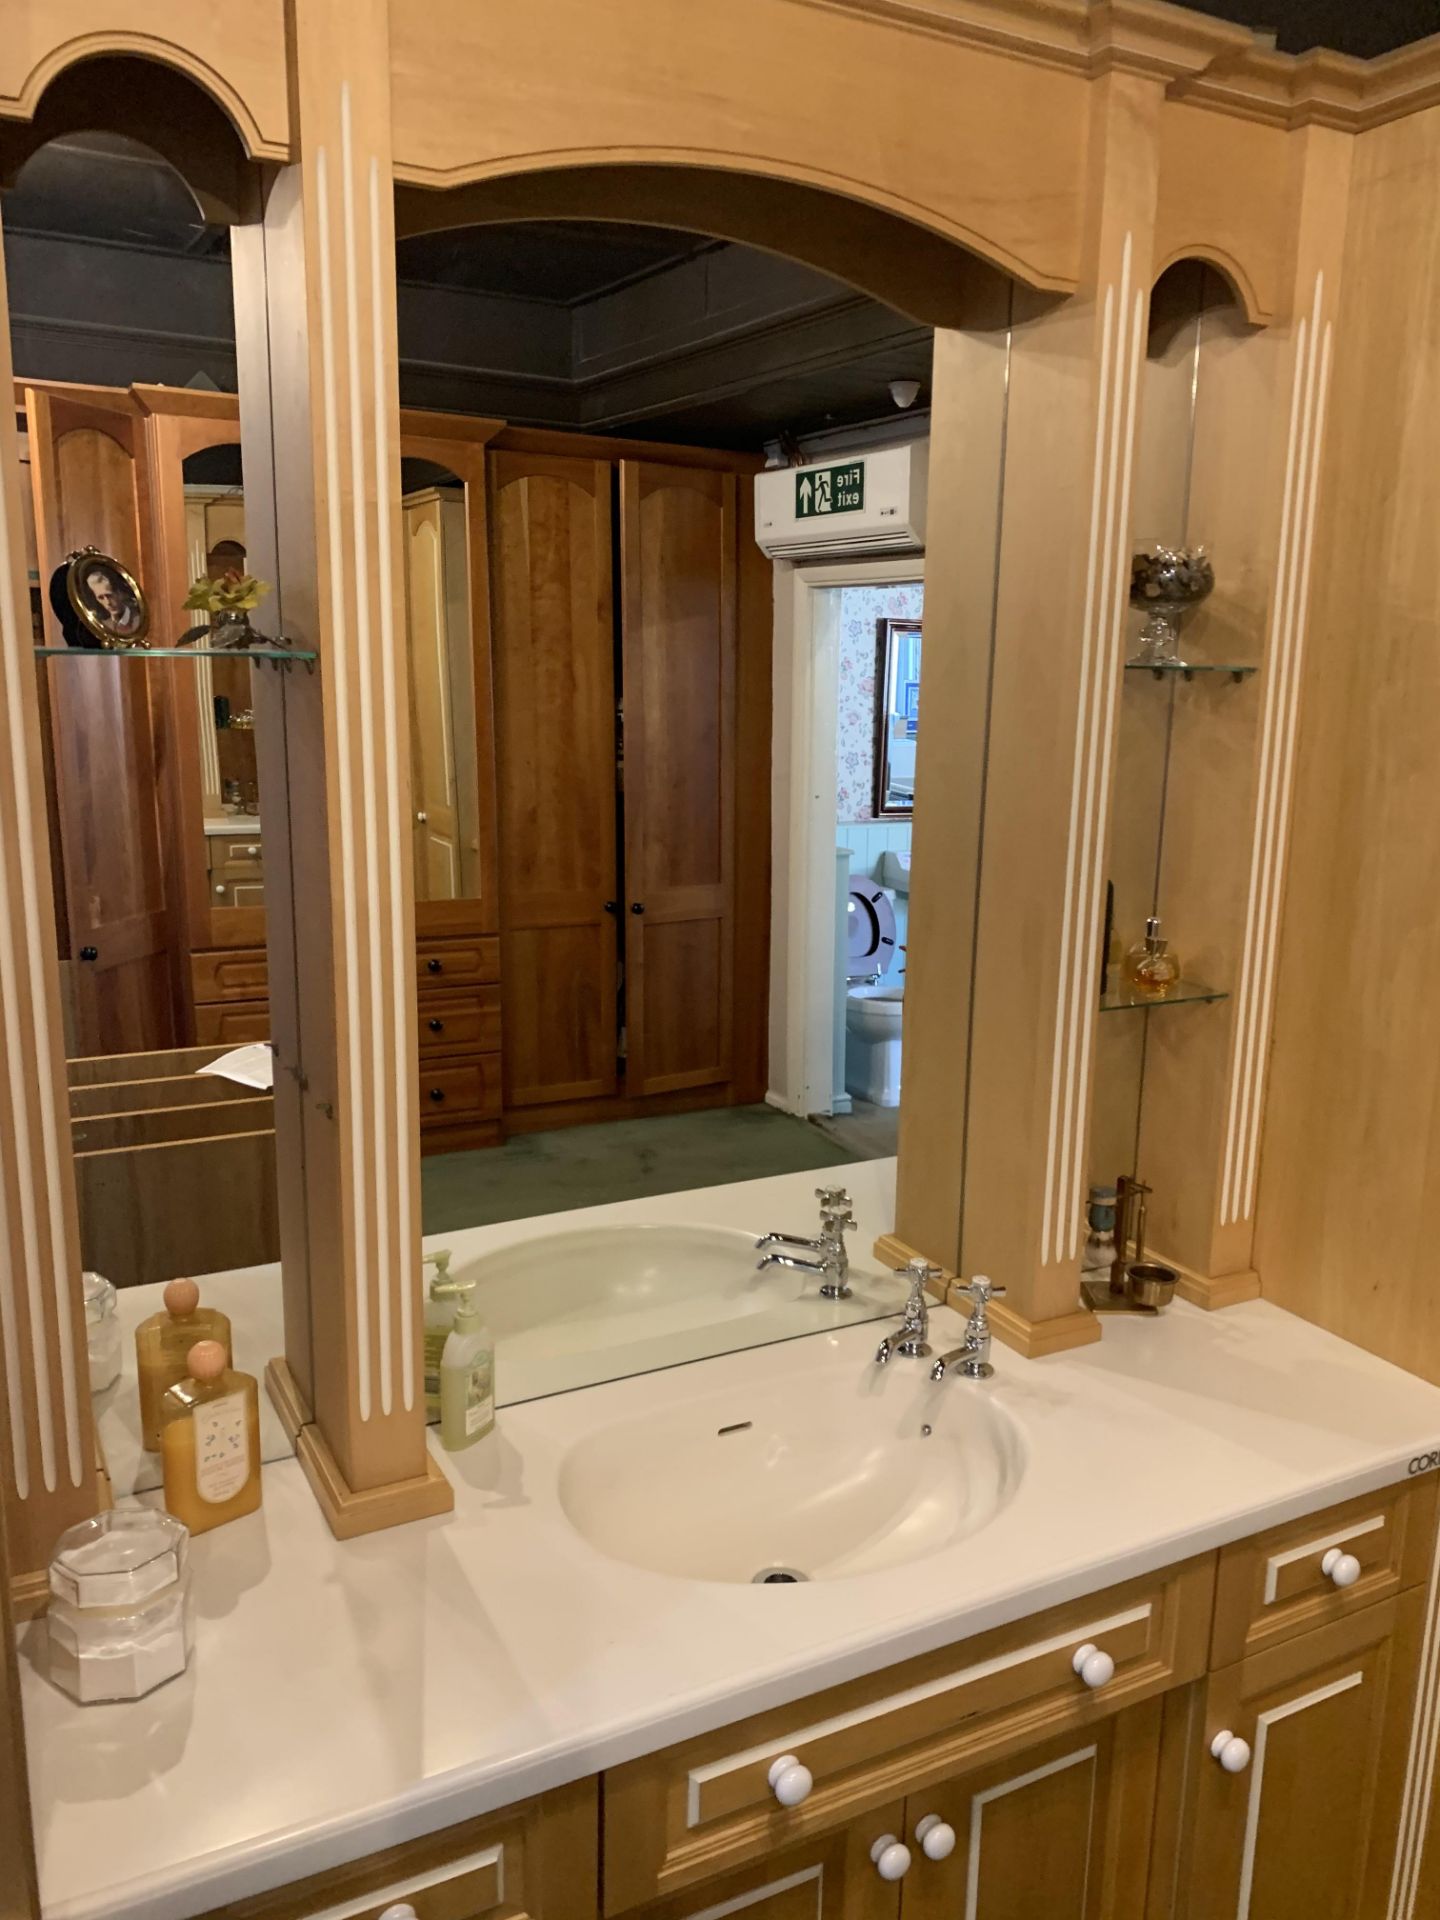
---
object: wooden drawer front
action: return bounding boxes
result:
[194,1001,271,1047]
[193,948,269,1004]
[601,1557,1214,1913]
[295,1842,502,1920]
[1211,1478,1437,1667]
[420,1056,502,1124]
[417,987,501,1058]
[193,1780,595,1920]
[207,834,265,872]
[211,877,267,908]
[418,936,500,989]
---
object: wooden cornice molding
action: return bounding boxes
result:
[1174,31,1440,131]
[1085,0,1255,84]
[803,0,1440,130]
[791,0,1252,78]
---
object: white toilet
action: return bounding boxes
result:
[845,880,904,1107]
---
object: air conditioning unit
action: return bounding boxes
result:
[754,442,928,560]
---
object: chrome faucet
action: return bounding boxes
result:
[875,1259,943,1363]
[756,1187,854,1299]
[930,1275,1007,1381]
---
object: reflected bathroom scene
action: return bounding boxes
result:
[835,593,921,1153]
[4,131,946,1485]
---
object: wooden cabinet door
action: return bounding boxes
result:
[403,489,472,902]
[620,461,737,1096]
[25,385,177,1054]
[1178,1598,1414,1920]
[624,1804,906,1920]
[896,1702,1163,1920]
[489,451,618,1107]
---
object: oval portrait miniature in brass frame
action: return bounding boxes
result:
[50,546,150,650]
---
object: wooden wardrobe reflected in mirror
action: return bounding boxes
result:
[22,386,772,1172]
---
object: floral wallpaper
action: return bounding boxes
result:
[836,582,924,821]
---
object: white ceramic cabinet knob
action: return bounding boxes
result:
[870,1835,913,1881]
[1072,1642,1116,1690]
[1322,1547,1362,1589]
[768,1753,814,1808]
[915,1813,957,1861]
[378,1906,420,1920]
[1210,1730,1252,1774]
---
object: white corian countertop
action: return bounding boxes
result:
[25,1160,1440,1920]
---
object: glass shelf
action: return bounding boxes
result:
[35,644,315,667]
[1100,978,1228,1013]
[1124,661,1257,683]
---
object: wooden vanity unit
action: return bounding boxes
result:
[175,1481,1440,1920]
[6,1,1440,1916]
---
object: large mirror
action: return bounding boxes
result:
[10,128,1009,1475]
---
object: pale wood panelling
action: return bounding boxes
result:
[389,0,1091,293]
[0,2,292,159]
[0,215,97,1585]
[1256,109,1440,1382]
[230,0,448,1529]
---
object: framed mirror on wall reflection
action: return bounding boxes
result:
[873,616,921,817]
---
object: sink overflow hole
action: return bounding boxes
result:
[717,1420,753,1436]
[752,1566,809,1584]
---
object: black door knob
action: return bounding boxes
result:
[427,957,442,974]
[79,946,98,962]
[428,1018,443,1033]
[630,902,645,915]
[428,1087,445,1103]
[603,900,618,914]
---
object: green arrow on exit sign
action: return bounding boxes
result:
[795,460,865,519]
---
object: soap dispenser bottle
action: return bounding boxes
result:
[1124,915,1181,999]
[159,1341,262,1535]
[422,1248,457,1421]
[433,1278,495,1451]
[136,1279,233,1451]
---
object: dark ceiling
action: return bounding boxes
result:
[1186,0,1440,55]
[394,222,705,302]
[3,137,932,446]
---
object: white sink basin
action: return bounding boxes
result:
[557,1358,1024,1583]
[470,1224,817,1350]
[462,1223,905,1407]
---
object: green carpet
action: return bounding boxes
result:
[421,1104,859,1234]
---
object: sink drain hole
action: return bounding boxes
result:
[752,1566,809,1584]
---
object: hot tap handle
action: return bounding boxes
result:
[962,1274,1007,1306]
[895,1259,943,1309]
[822,1207,857,1235]
[816,1185,852,1211]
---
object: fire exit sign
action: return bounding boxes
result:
[795,460,865,518]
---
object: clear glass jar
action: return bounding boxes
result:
[83,1270,122,1394]
[46,1510,193,1704]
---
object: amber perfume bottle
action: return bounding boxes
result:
[135,1278,233,1451]
[1124,916,1181,999]
[159,1342,262,1537]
